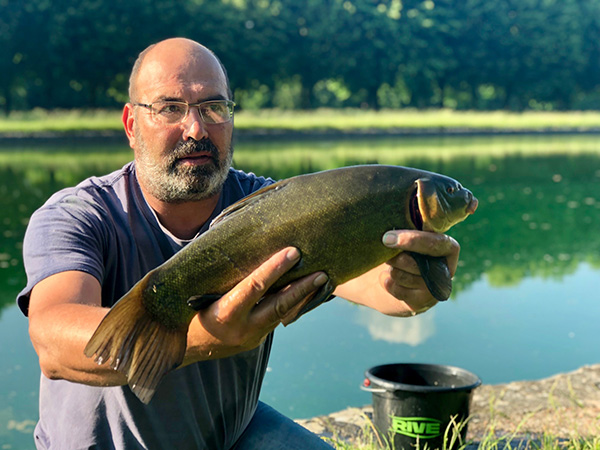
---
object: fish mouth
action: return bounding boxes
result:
[410,187,424,231]
[466,194,479,215]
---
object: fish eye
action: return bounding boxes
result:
[446,186,455,194]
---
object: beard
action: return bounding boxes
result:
[135,134,233,204]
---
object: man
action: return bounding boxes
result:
[18,38,460,449]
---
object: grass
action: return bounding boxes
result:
[1,108,600,135]
[234,109,600,132]
[326,413,471,450]
[318,382,600,450]
[324,414,600,450]
[0,108,123,134]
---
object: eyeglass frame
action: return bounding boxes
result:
[132,99,236,124]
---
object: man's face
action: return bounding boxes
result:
[125,43,234,203]
[133,117,233,204]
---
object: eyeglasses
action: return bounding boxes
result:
[133,100,235,124]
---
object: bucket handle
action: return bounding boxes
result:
[360,384,387,394]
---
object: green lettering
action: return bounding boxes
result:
[390,417,443,439]
[391,417,408,433]
[411,422,426,434]
[426,423,441,436]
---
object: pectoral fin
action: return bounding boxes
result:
[280,280,335,326]
[187,294,223,310]
[408,252,452,301]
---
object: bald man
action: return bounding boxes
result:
[18,38,459,449]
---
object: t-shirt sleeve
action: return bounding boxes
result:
[16,193,108,316]
[225,168,275,202]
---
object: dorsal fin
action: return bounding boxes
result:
[210,178,291,228]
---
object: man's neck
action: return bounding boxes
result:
[142,189,221,240]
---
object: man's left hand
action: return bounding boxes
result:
[334,229,460,317]
[380,229,460,314]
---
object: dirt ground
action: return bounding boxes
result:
[297,364,600,447]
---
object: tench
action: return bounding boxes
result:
[85,165,478,403]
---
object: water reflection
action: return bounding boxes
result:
[355,308,436,346]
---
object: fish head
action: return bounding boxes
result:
[413,175,478,233]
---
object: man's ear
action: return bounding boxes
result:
[122,103,136,149]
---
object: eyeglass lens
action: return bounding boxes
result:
[152,101,233,124]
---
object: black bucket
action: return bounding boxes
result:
[362,363,481,450]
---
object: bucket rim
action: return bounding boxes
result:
[365,362,482,393]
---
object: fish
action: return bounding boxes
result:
[84,165,478,403]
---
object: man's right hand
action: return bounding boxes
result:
[184,247,328,363]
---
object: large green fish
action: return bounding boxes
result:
[85,165,478,403]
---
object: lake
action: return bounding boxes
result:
[1,133,600,448]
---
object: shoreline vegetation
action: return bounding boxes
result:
[1,109,600,139]
[299,364,600,450]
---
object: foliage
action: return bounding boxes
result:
[1,0,599,113]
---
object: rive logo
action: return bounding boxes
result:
[390,416,442,439]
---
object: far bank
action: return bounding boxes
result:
[2,108,600,139]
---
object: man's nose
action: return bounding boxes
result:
[182,107,208,141]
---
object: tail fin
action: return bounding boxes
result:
[84,286,187,404]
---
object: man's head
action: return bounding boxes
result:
[123,38,234,204]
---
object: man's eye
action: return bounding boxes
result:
[202,104,225,115]
[158,104,185,115]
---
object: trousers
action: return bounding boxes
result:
[232,402,334,449]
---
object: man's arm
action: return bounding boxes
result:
[334,230,460,316]
[28,247,327,386]
[28,271,126,386]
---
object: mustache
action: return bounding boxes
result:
[172,138,219,160]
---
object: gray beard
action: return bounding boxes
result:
[135,136,233,203]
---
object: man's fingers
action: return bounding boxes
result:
[386,263,425,288]
[213,247,301,321]
[253,272,329,326]
[382,230,460,276]
[378,230,459,312]
[379,269,438,315]
[382,229,458,255]
[386,253,421,276]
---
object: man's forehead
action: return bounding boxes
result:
[137,53,227,99]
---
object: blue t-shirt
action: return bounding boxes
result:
[17,162,275,450]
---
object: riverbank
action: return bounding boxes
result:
[296,364,600,447]
[2,108,600,140]
[2,125,600,143]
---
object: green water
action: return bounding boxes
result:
[1,134,600,448]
